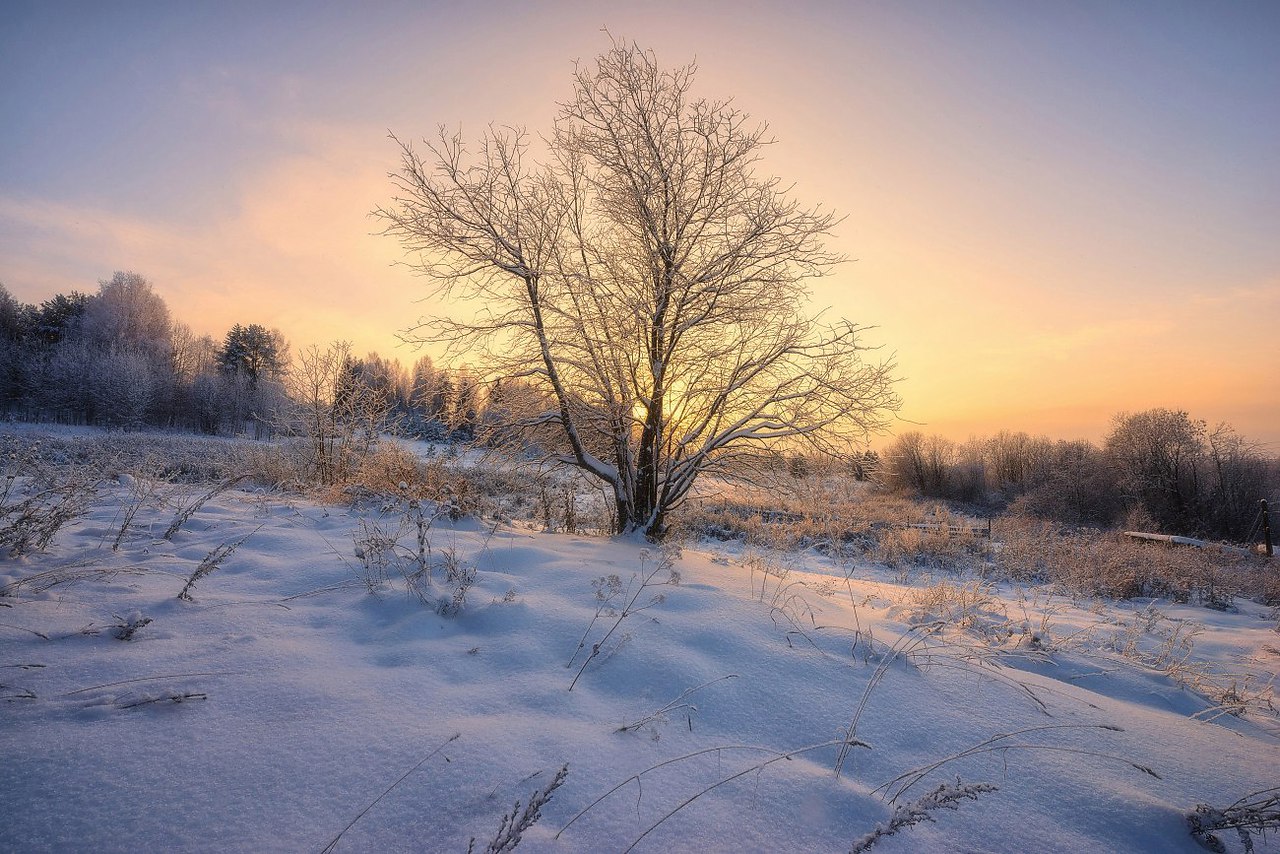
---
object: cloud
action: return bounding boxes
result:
[0,124,441,362]
[1189,281,1280,308]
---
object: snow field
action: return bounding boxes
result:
[2,478,1278,852]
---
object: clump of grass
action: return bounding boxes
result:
[352,516,401,593]
[876,524,985,573]
[1,442,101,557]
[1187,787,1280,853]
[567,548,680,691]
[673,488,987,572]
[350,496,482,615]
[905,579,1001,628]
[436,546,476,616]
[177,526,260,601]
[1099,605,1278,722]
[163,474,252,540]
[1191,677,1277,722]
[469,765,569,854]
[850,778,999,853]
[993,516,1267,603]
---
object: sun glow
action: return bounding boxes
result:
[1,1,1276,446]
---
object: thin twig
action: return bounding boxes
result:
[557,738,869,845]
[617,675,739,733]
[116,692,207,709]
[320,732,461,854]
[62,672,236,697]
[0,622,49,640]
[873,724,1159,804]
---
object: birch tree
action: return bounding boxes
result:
[379,40,899,538]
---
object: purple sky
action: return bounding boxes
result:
[3,1,1278,445]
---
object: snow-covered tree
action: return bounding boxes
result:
[212,323,288,437]
[0,283,25,409]
[282,341,395,484]
[92,347,155,430]
[216,323,286,387]
[1106,409,1206,533]
[82,272,172,363]
[378,40,899,538]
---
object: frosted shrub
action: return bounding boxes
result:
[1187,787,1280,852]
[567,548,680,690]
[350,497,481,616]
[351,441,422,494]
[436,547,476,616]
[1,440,100,556]
[352,517,399,592]
[994,517,1265,603]
[850,779,999,853]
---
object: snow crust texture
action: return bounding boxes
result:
[3,476,1278,852]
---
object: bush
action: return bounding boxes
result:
[993,516,1268,603]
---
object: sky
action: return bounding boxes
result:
[2,0,1278,447]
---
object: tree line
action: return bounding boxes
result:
[879,413,1278,542]
[3,275,1273,542]
[0,273,487,443]
[9,42,1268,545]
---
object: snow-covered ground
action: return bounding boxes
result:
[2,473,1278,852]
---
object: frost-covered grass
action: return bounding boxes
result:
[676,477,1275,606]
[2,426,1279,852]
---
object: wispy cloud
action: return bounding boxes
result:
[0,126,438,359]
[1188,281,1280,307]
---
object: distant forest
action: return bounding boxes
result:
[877,416,1276,542]
[0,272,484,442]
[1,273,1275,543]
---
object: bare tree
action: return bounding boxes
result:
[378,40,899,538]
[884,431,962,498]
[82,271,173,365]
[1106,409,1207,533]
[282,341,394,485]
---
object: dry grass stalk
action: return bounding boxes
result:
[556,738,870,852]
[163,474,251,540]
[616,675,739,735]
[176,526,261,601]
[567,549,680,691]
[850,778,999,853]
[1187,786,1280,853]
[469,765,569,854]
[873,723,1160,805]
[319,732,461,854]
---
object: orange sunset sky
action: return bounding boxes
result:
[2,1,1277,447]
